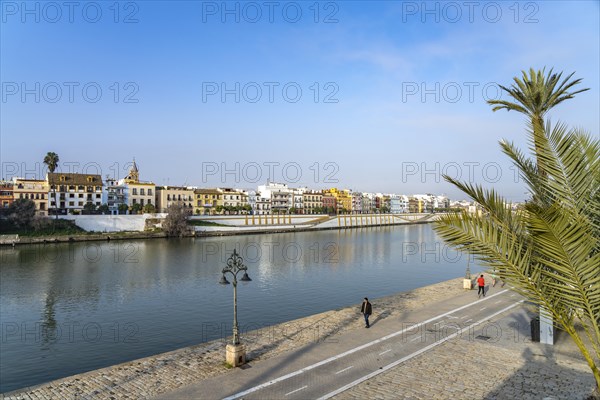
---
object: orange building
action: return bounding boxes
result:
[0,181,14,210]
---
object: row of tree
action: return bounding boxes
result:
[81,202,156,215]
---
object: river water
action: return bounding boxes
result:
[0,224,479,393]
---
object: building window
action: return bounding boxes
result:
[69,185,75,191]
[69,201,75,206]
[132,188,138,195]
[140,189,145,195]
[148,189,152,196]
[79,194,83,198]
[96,194,101,199]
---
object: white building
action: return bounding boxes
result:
[351,192,363,213]
[292,186,307,214]
[103,178,127,214]
[257,182,293,213]
[48,173,103,215]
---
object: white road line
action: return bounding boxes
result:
[318,300,524,400]
[511,294,516,297]
[410,336,420,342]
[447,315,459,319]
[285,386,308,396]
[378,349,391,356]
[480,307,487,311]
[464,319,473,323]
[460,315,469,319]
[335,366,354,375]
[222,289,510,400]
[495,301,502,304]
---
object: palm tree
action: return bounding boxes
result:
[434,121,600,393]
[488,68,588,177]
[43,152,59,221]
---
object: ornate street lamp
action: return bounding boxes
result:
[219,249,251,366]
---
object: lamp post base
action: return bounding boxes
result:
[226,344,246,367]
[463,278,473,290]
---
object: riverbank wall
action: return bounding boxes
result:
[1,213,446,246]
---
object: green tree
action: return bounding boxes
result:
[487,68,588,177]
[8,199,36,229]
[143,203,156,213]
[130,203,142,214]
[43,151,59,221]
[83,202,97,214]
[434,121,600,392]
[117,204,129,215]
[98,204,109,214]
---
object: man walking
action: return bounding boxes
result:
[477,274,485,298]
[361,297,372,328]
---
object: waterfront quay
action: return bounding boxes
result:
[2,277,594,400]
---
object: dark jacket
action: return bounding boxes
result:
[361,300,372,315]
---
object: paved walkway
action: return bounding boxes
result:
[156,288,595,400]
[2,277,595,399]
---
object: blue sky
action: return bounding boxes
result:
[1,0,599,201]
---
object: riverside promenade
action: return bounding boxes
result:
[2,277,595,400]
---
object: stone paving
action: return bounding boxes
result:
[333,338,595,400]
[334,305,597,400]
[2,276,596,399]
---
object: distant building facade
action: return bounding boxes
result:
[47,173,101,215]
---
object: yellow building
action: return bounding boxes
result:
[409,197,424,213]
[120,159,155,211]
[323,188,352,213]
[155,186,195,213]
[194,189,223,215]
[302,190,323,214]
[13,178,49,216]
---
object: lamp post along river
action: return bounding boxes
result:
[219,249,251,366]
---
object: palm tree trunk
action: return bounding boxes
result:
[565,323,600,393]
[532,115,547,179]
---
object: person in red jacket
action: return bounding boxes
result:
[477,274,486,298]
